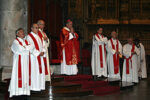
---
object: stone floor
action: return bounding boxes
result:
[0,78,150,100]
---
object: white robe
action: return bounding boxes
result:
[137,43,147,78]
[27,32,46,91]
[9,37,33,97]
[61,27,78,75]
[39,29,51,81]
[107,38,122,79]
[91,34,108,77]
[122,44,140,83]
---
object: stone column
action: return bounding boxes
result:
[0,0,28,68]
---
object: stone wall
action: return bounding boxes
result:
[0,0,28,68]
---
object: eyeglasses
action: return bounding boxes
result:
[33,27,39,29]
[40,24,45,26]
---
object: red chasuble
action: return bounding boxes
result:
[125,44,135,74]
[16,38,31,88]
[60,27,80,65]
[110,39,119,74]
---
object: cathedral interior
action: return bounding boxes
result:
[0,0,150,100]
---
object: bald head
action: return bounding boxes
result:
[31,23,39,34]
[111,31,118,39]
[37,20,45,30]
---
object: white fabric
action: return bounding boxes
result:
[91,34,108,77]
[8,37,33,97]
[61,49,78,75]
[27,32,45,91]
[107,38,122,79]
[137,43,147,78]
[39,29,51,81]
[122,44,140,83]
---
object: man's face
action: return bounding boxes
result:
[38,21,45,30]
[128,38,133,44]
[31,24,39,34]
[66,22,73,29]
[97,28,103,34]
[17,30,25,39]
[111,31,117,39]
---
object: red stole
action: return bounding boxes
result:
[16,38,31,88]
[125,44,135,74]
[28,33,42,74]
[38,31,49,75]
[95,33,106,68]
[110,39,119,74]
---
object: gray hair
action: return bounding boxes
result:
[16,28,24,34]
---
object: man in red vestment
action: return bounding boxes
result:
[60,19,80,75]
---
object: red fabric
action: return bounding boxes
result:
[110,39,119,74]
[16,38,31,87]
[29,33,42,74]
[60,28,80,65]
[43,57,48,75]
[95,33,106,68]
[125,44,135,74]
[38,31,43,44]
[18,55,22,88]
[54,74,120,96]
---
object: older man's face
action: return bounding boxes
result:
[128,38,133,45]
[32,24,39,34]
[111,31,117,39]
[17,30,25,39]
[97,28,103,34]
[66,22,73,29]
[38,20,45,30]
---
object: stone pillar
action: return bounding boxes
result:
[0,0,28,68]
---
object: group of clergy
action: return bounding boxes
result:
[8,20,51,100]
[92,27,147,83]
[8,18,147,99]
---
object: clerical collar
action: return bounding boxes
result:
[31,31,38,36]
[64,27,70,31]
[17,37,25,42]
[112,38,116,40]
[39,28,43,32]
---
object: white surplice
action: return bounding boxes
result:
[39,29,51,81]
[107,38,122,79]
[9,37,33,97]
[122,44,140,83]
[27,32,46,91]
[91,34,108,77]
[137,43,147,78]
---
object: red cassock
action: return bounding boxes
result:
[60,27,80,65]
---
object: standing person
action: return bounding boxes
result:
[107,31,122,79]
[91,27,108,77]
[27,24,46,91]
[122,37,140,83]
[37,20,51,81]
[60,19,80,75]
[9,28,33,100]
[135,39,147,79]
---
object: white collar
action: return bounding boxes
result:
[112,38,116,41]
[31,31,38,37]
[39,29,43,32]
[64,27,70,32]
[17,37,24,42]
